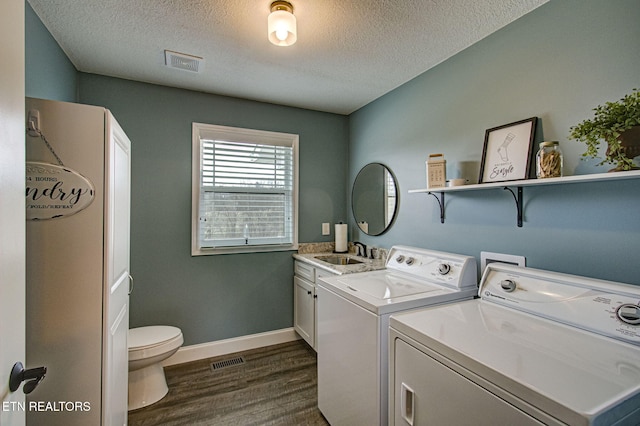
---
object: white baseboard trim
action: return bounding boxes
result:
[162,327,301,367]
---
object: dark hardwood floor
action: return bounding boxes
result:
[128,340,329,425]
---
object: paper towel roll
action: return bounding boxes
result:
[335,223,348,253]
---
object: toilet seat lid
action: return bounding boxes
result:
[129,326,182,350]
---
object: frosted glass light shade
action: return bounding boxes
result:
[268,4,297,46]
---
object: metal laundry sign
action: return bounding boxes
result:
[26,161,95,220]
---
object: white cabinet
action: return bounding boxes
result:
[104,116,131,425]
[294,276,315,347]
[26,98,131,426]
[293,261,337,350]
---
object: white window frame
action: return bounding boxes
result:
[192,123,299,255]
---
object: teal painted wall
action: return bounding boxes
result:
[24,0,640,348]
[23,0,348,346]
[25,1,77,102]
[349,0,640,285]
[78,75,349,345]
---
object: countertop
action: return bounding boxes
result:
[293,252,386,275]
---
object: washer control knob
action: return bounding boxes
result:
[500,279,517,292]
[438,263,451,275]
[405,257,415,266]
[617,304,640,325]
[395,255,405,263]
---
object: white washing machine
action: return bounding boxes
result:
[317,246,478,425]
[389,263,640,426]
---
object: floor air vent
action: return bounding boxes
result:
[211,356,245,371]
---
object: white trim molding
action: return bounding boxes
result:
[162,328,301,367]
[191,122,299,256]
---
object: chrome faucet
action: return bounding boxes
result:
[353,241,367,257]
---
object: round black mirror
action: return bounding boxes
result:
[351,163,398,236]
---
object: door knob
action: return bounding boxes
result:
[9,362,47,394]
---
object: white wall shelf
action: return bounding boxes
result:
[409,170,640,227]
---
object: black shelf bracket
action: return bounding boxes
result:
[503,186,523,227]
[427,191,445,224]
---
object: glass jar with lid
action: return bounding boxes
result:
[536,141,563,178]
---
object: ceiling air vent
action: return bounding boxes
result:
[164,50,203,73]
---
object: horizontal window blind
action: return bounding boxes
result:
[386,169,396,226]
[197,137,296,251]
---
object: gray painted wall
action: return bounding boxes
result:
[24,0,640,348]
[25,1,349,345]
[349,0,640,285]
[78,75,349,345]
[25,2,77,102]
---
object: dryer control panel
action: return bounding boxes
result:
[386,246,478,289]
[479,263,640,346]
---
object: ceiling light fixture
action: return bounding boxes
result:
[268,1,297,47]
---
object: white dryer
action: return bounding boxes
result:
[389,263,640,425]
[317,246,478,425]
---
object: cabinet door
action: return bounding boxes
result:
[294,276,315,348]
[104,114,131,425]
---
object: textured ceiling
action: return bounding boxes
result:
[28,0,548,115]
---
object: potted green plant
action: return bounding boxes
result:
[569,89,640,171]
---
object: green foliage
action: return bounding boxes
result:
[568,89,640,170]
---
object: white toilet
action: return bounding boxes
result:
[128,325,183,411]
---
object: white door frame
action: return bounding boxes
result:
[0,0,26,425]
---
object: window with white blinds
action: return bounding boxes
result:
[192,123,298,255]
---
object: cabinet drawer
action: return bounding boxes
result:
[295,260,315,282]
[316,269,335,281]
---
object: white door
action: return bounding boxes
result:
[104,114,131,426]
[0,0,26,425]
